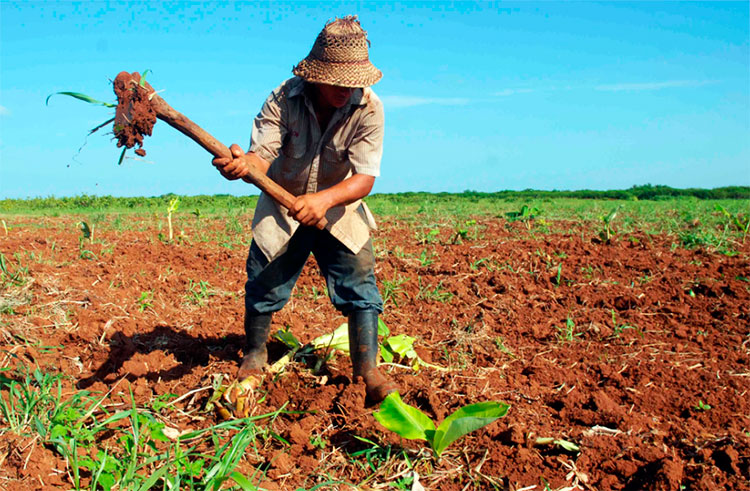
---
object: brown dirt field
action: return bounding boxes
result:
[1,215,748,490]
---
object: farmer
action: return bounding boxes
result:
[212,16,397,402]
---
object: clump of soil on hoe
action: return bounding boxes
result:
[113,71,156,157]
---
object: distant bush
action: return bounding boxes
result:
[1,185,747,214]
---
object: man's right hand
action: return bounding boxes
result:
[212,144,250,181]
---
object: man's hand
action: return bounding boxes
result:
[287,174,376,228]
[212,144,251,181]
[288,192,332,227]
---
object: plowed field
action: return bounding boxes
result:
[1,212,748,490]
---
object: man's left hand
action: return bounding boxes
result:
[288,193,331,227]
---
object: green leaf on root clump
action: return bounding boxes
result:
[139,69,152,87]
[46,91,116,108]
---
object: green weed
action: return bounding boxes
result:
[416,278,453,303]
[382,274,409,307]
[452,219,477,244]
[186,279,213,306]
[0,364,66,437]
[418,248,435,267]
[0,252,28,287]
[611,309,637,337]
[137,291,154,312]
[416,227,440,245]
[493,337,515,358]
[715,204,749,242]
[694,400,712,411]
[555,317,580,343]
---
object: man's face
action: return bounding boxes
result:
[315,83,355,108]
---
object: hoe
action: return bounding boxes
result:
[112,71,326,228]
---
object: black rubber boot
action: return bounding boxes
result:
[237,313,272,379]
[348,310,398,402]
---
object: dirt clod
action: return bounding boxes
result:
[113,71,157,152]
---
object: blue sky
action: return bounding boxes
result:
[1,1,748,199]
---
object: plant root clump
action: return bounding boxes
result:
[113,71,157,155]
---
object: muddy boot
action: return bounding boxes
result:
[237,313,272,379]
[348,310,398,402]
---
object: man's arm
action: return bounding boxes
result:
[288,174,375,227]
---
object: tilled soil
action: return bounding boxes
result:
[1,215,748,490]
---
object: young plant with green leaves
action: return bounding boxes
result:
[137,291,154,312]
[0,252,28,287]
[186,279,213,306]
[378,320,447,372]
[452,219,477,244]
[77,221,97,260]
[269,319,446,374]
[505,204,540,230]
[416,278,453,303]
[598,205,621,243]
[555,317,580,343]
[715,204,749,243]
[167,197,180,242]
[694,400,712,411]
[381,273,409,307]
[373,392,509,458]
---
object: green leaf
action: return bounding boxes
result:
[136,464,170,491]
[373,392,435,441]
[99,473,116,490]
[89,117,115,135]
[274,328,301,349]
[385,334,417,359]
[117,147,127,165]
[377,317,390,337]
[380,344,394,363]
[139,69,152,87]
[310,323,350,352]
[432,401,509,457]
[46,91,116,108]
[554,439,580,452]
[49,423,69,440]
[230,471,259,490]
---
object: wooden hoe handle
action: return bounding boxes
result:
[148,93,327,229]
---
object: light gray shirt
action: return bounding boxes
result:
[249,76,384,261]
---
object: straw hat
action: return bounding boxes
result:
[293,16,382,88]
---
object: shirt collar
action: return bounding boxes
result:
[288,77,367,108]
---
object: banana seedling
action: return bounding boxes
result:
[206,373,264,420]
[269,319,447,374]
[374,392,509,458]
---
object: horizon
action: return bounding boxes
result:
[1,2,748,199]
[3,183,748,203]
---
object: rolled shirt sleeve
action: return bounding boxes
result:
[249,90,286,162]
[347,90,384,177]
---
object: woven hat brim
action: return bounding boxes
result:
[293,58,382,88]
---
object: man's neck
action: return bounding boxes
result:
[307,84,336,131]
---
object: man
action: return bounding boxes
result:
[212,16,398,402]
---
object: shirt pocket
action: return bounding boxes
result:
[281,125,307,159]
[322,142,348,166]
[321,142,350,183]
